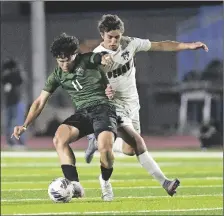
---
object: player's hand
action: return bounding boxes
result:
[11,126,26,140]
[101,54,114,67]
[189,42,209,52]
[105,84,115,100]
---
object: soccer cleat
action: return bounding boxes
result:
[85,136,98,164]
[99,175,114,201]
[71,181,85,198]
[163,179,180,196]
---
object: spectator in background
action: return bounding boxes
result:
[201,59,223,82]
[199,119,223,150]
[183,70,201,82]
[1,58,27,149]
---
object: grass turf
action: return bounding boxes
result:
[1,151,223,215]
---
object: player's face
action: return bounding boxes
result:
[56,55,76,72]
[101,30,122,51]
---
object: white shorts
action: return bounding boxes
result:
[115,101,141,134]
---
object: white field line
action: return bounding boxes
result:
[0,162,187,168]
[1,177,222,184]
[2,169,222,177]
[1,161,223,168]
[1,185,223,192]
[8,208,223,216]
[1,151,223,158]
[1,194,223,202]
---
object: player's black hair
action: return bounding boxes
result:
[98,14,125,34]
[50,33,79,58]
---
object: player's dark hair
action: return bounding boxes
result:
[50,33,79,58]
[98,14,124,34]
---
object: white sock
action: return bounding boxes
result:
[112,137,123,153]
[71,180,79,184]
[137,151,168,185]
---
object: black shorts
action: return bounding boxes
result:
[62,103,118,139]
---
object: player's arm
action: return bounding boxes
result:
[11,71,59,140]
[132,37,208,53]
[23,90,51,128]
[150,41,209,52]
[11,90,51,139]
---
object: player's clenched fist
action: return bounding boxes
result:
[11,126,26,140]
[189,42,209,52]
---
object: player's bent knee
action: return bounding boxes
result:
[97,131,115,152]
[134,135,146,148]
[53,124,79,149]
[125,148,135,156]
[53,135,64,149]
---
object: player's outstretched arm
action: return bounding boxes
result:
[150,41,209,52]
[11,90,51,140]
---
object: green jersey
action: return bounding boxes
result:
[43,52,111,110]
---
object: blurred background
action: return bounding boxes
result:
[1,1,223,150]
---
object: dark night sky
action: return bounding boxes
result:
[20,1,223,15]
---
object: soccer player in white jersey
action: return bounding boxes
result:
[85,14,209,196]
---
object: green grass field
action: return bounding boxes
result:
[1,151,223,215]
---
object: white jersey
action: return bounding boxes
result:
[93,36,151,106]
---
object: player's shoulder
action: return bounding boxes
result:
[49,66,61,80]
[93,45,103,53]
[51,66,60,76]
[120,36,139,49]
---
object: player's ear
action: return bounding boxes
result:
[100,32,104,39]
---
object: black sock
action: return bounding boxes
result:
[61,164,79,182]
[101,166,113,181]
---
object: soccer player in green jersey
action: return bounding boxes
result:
[11,33,117,201]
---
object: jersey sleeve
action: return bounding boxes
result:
[131,37,152,53]
[43,71,60,93]
[84,52,106,66]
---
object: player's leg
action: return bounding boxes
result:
[113,137,135,155]
[53,112,91,198]
[118,125,180,196]
[85,133,98,163]
[85,133,134,161]
[53,124,79,166]
[91,104,117,201]
[85,107,134,162]
[114,111,140,156]
[97,131,115,201]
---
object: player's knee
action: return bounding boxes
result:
[97,131,114,152]
[53,133,66,150]
[53,135,61,149]
[133,134,147,152]
[125,148,136,156]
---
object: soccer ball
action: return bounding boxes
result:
[48,177,74,203]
